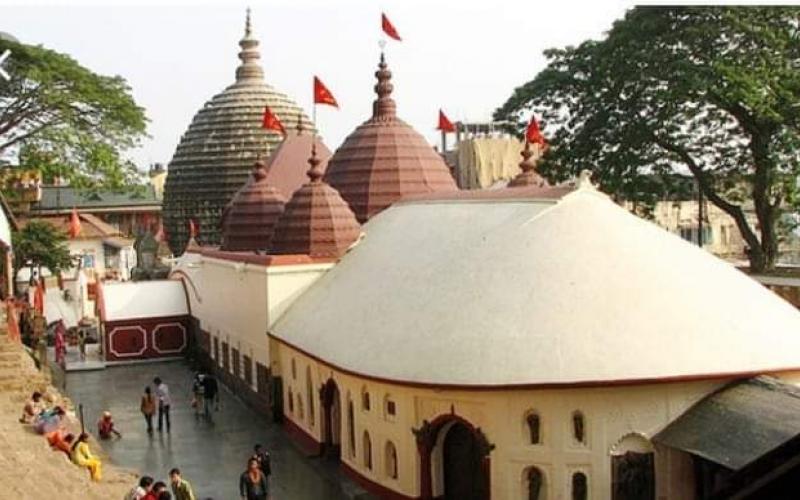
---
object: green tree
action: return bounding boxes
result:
[494,7,800,272]
[12,220,73,281]
[0,37,148,189]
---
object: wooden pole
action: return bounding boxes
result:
[79,403,85,434]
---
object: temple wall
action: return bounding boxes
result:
[273,341,734,500]
[173,253,331,416]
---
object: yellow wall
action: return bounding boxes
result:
[274,342,772,499]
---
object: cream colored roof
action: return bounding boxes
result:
[101,281,188,322]
[271,187,800,386]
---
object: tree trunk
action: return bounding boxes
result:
[750,133,779,273]
[652,134,767,271]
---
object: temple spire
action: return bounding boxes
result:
[518,140,535,175]
[307,145,323,183]
[236,7,264,81]
[373,52,396,118]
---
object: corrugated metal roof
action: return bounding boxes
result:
[32,185,160,212]
[654,376,800,470]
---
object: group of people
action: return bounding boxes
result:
[19,391,103,481]
[124,444,271,500]
[125,468,196,500]
[139,377,171,433]
[240,444,271,500]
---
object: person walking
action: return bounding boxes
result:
[191,372,204,416]
[141,386,156,433]
[201,371,219,417]
[239,458,268,500]
[153,377,171,432]
[251,444,271,479]
[169,468,197,500]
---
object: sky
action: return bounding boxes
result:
[1,0,634,170]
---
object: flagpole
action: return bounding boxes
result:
[312,101,317,159]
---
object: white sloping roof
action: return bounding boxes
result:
[44,289,79,328]
[102,280,188,322]
[271,187,800,387]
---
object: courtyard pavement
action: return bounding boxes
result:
[65,360,368,500]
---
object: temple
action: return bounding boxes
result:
[99,11,800,499]
[162,9,314,253]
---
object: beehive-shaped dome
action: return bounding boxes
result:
[163,10,313,254]
[220,159,287,252]
[323,54,457,223]
[271,150,361,258]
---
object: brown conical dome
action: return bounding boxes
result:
[323,53,457,223]
[271,152,361,258]
[263,120,332,198]
[220,159,287,252]
[508,141,548,188]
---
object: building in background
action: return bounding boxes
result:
[28,185,161,238]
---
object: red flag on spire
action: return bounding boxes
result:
[68,208,81,238]
[188,219,198,239]
[437,110,456,133]
[262,106,286,136]
[526,115,547,148]
[313,76,339,108]
[381,13,402,41]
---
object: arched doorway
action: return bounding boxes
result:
[611,433,655,500]
[414,415,493,500]
[442,423,488,499]
[321,378,341,459]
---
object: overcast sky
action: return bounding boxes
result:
[2,0,633,170]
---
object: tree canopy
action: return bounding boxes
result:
[0,37,148,190]
[12,220,72,278]
[494,7,800,272]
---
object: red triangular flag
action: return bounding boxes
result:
[526,115,547,148]
[261,106,286,136]
[313,76,339,108]
[381,13,402,41]
[68,208,82,238]
[437,110,456,133]
[188,219,198,239]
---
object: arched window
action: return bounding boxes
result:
[385,441,398,479]
[363,431,372,470]
[384,394,396,419]
[571,472,587,500]
[572,411,586,443]
[291,358,296,379]
[361,387,371,411]
[525,467,545,500]
[306,367,315,426]
[297,394,304,419]
[526,412,541,444]
[611,434,655,500]
[287,387,294,413]
[347,395,356,458]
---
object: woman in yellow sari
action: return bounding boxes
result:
[70,433,102,481]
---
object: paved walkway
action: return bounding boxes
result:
[65,360,366,500]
